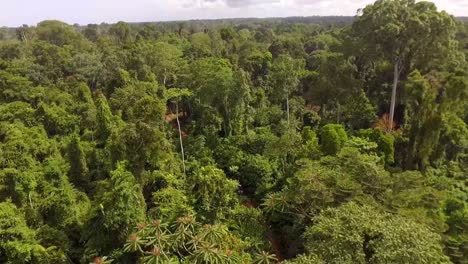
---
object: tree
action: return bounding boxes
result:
[16,24,35,42]
[128,41,186,86]
[67,134,89,190]
[351,0,457,130]
[304,50,361,112]
[35,103,79,136]
[320,124,348,155]
[190,32,213,58]
[83,162,146,257]
[122,214,255,263]
[267,55,303,125]
[0,201,45,263]
[188,166,239,222]
[190,58,250,136]
[109,21,133,44]
[109,78,165,125]
[444,197,468,263]
[165,88,193,176]
[404,70,468,169]
[358,128,395,164]
[0,11,465,263]
[95,93,114,143]
[283,255,324,264]
[83,24,100,42]
[304,202,450,264]
[36,20,84,47]
[108,121,174,178]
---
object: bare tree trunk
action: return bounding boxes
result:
[389,61,400,132]
[176,102,186,176]
[21,32,27,42]
[29,193,34,209]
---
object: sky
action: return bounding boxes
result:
[1,0,467,27]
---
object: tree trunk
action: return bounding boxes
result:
[389,61,400,132]
[286,96,290,126]
[176,102,186,176]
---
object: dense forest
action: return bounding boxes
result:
[0,0,467,263]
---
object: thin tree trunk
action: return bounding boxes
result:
[286,96,290,126]
[389,61,400,132]
[176,102,186,176]
[29,192,34,209]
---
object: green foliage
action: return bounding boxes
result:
[95,93,114,143]
[109,79,165,124]
[228,205,267,250]
[108,121,175,178]
[351,0,457,71]
[188,166,239,222]
[264,147,391,223]
[189,57,250,136]
[0,5,466,263]
[300,126,321,160]
[340,90,376,129]
[129,41,186,86]
[36,20,84,47]
[404,70,468,169]
[0,122,52,170]
[121,214,257,263]
[109,21,133,44]
[36,103,79,136]
[320,124,348,155]
[0,201,42,263]
[66,134,89,190]
[0,101,37,126]
[305,50,360,110]
[214,136,279,198]
[444,197,468,264]
[304,202,450,264]
[358,128,395,164]
[83,162,145,256]
[282,254,324,264]
[190,32,214,58]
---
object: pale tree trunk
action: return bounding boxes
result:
[389,60,400,132]
[21,32,27,42]
[175,102,186,176]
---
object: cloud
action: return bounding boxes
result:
[1,0,467,27]
[294,0,332,5]
[203,0,281,8]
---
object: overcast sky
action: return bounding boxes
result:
[1,0,467,27]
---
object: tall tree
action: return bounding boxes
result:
[351,0,457,130]
[83,162,145,257]
[67,134,89,190]
[95,93,114,143]
[190,58,250,136]
[165,88,193,176]
[304,202,450,263]
[267,55,303,126]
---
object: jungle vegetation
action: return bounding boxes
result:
[0,0,467,263]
